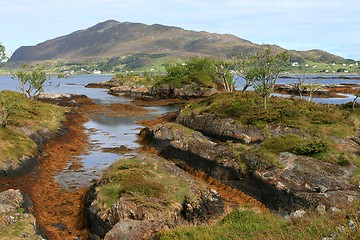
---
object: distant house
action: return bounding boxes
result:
[291,62,299,67]
[93,70,102,74]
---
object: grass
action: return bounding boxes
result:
[155,206,360,240]
[179,91,360,176]
[180,92,356,136]
[0,90,67,169]
[96,157,200,211]
[0,212,42,240]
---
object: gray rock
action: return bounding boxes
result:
[290,209,306,218]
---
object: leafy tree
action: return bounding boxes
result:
[0,91,20,128]
[0,43,7,61]
[233,54,259,92]
[245,48,289,109]
[157,58,235,91]
[12,65,49,99]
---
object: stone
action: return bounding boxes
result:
[290,209,306,218]
[316,204,326,215]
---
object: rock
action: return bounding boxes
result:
[316,204,326,215]
[330,207,341,213]
[109,85,150,98]
[141,120,359,213]
[290,209,306,218]
[0,189,41,239]
[176,113,264,144]
[84,154,224,239]
[150,83,218,99]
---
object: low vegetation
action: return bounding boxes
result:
[155,206,360,240]
[96,157,200,211]
[109,73,156,87]
[180,92,360,169]
[0,90,66,168]
[154,58,234,91]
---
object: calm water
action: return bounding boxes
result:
[0,74,359,188]
[0,75,177,189]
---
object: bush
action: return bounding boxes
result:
[291,141,328,156]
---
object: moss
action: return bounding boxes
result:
[96,157,198,211]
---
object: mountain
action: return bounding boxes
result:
[9,20,345,64]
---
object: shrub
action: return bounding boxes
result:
[291,141,328,156]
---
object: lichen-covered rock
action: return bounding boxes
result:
[176,113,264,144]
[0,189,42,239]
[141,121,360,213]
[84,154,224,239]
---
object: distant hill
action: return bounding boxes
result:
[10,20,345,64]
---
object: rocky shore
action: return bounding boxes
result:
[139,104,360,214]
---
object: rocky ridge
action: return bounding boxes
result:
[141,114,360,214]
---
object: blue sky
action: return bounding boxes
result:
[1,0,359,60]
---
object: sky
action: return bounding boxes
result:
[1,0,359,60]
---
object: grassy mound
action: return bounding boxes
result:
[0,90,67,168]
[96,157,200,211]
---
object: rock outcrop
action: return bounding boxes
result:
[0,189,42,239]
[84,154,224,239]
[107,83,218,100]
[141,122,360,213]
[176,113,264,144]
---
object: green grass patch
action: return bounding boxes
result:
[180,91,357,138]
[96,157,199,210]
[0,90,67,169]
[155,207,360,240]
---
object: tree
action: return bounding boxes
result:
[248,48,289,109]
[0,91,20,128]
[214,59,235,92]
[233,54,259,92]
[12,65,49,99]
[0,43,7,61]
[157,58,235,91]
